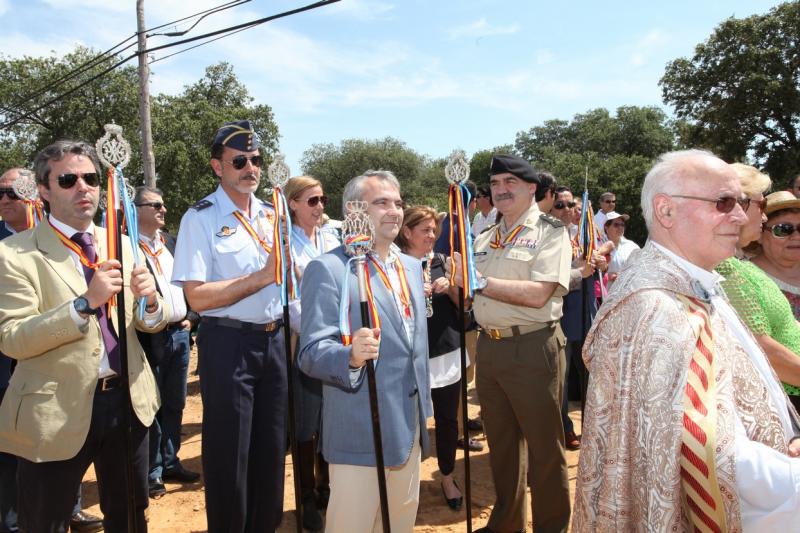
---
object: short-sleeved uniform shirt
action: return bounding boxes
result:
[171,185,282,324]
[472,204,571,329]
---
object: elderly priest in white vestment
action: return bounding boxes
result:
[573,149,800,532]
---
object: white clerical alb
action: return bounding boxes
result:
[653,242,800,531]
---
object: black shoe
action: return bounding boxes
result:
[163,464,200,483]
[302,495,323,532]
[316,485,330,510]
[149,478,166,499]
[467,418,484,432]
[441,481,463,511]
[457,437,484,452]
[69,511,103,533]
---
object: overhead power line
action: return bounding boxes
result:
[0,0,255,127]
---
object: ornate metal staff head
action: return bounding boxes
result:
[267,152,290,189]
[96,123,131,170]
[445,149,470,185]
[342,200,374,258]
[11,169,38,202]
[96,123,134,198]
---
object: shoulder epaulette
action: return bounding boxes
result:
[190,199,213,211]
[539,213,565,228]
[479,223,498,235]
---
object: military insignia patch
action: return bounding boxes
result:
[514,238,538,249]
[216,226,237,238]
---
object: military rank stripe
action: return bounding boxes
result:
[676,295,726,533]
[232,211,273,255]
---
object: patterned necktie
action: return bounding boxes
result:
[677,295,726,533]
[71,232,121,375]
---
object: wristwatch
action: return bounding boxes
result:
[73,296,99,316]
[474,275,489,293]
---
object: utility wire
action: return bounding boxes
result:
[149,0,251,37]
[0,0,254,125]
[150,23,254,64]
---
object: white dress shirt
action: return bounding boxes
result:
[139,231,187,324]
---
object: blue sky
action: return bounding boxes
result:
[0,0,784,172]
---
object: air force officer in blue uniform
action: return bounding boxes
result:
[171,121,286,533]
[298,170,432,533]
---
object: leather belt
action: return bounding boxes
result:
[201,316,283,333]
[480,321,554,340]
[96,376,122,392]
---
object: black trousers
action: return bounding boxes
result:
[431,379,461,476]
[197,322,287,533]
[17,386,149,533]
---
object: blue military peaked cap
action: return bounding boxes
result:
[213,120,260,152]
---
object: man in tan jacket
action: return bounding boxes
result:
[0,140,166,532]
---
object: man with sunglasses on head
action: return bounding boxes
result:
[575,149,800,531]
[592,191,616,231]
[172,120,288,533]
[134,186,201,500]
[0,141,166,532]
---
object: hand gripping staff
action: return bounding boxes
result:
[267,153,304,533]
[95,123,142,533]
[340,201,391,533]
[446,149,476,532]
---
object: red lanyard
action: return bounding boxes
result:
[489,224,524,249]
[49,219,101,270]
[139,235,166,274]
[232,211,273,254]
[368,255,412,318]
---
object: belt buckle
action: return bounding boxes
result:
[100,377,113,392]
[487,328,502,340]
[264,321,278,333]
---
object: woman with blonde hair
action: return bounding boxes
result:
[717,164,800,411]
[284,175,340,531]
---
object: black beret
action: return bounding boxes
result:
[213,120,260,152]
[489,154,538,183]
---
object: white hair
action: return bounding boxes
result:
[640,149,723,230]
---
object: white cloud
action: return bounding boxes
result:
[41,0,128,13]
[0,32,81,59]
[448,18,519,40]
[628,28,670,67]
[0,0,9,17]
[324,0,395,21]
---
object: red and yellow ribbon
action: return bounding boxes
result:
[489,224,524,249]
[368,255,412,318]
[139,235,166,275]
[24,200,44,229]
[447,183,477,297]
[232,211,273,255]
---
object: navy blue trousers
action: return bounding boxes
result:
[197,322,287,533]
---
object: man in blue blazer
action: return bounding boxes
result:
[298,170,432,533]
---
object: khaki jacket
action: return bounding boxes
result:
[0,221,165,462]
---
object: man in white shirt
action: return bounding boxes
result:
[471,186,496,236]
[592,191,616,230]
[134,186,200,499]
[574,149,800,532]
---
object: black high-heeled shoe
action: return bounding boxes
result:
[441,480,463,511]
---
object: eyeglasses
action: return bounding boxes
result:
[56,172,100,189]
[136,201,165,210]
[221,154,263,170]
[305,195,328,207]
[0,188,19,200]
[603,199,616,204]
[766,222,800,238]
[553,201,576,210]
[670,194,750,214]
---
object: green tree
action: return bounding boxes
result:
[300,137,431,218]
[468,145,515,187]
[0,46,140,173]
[660,2,800,182]
[152,63,279,229]
[515,106,675,245]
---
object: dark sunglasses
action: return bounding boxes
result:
[306,195,328,207]
[603,199,616,204]
[553,201,576,210]
[222,155,264,170]
[0,188,19,200]
[136,201,165,210]
[57,172,100,189]
[767,222,800,238]
[670,194,750,214]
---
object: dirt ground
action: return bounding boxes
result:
[80,349,582,532]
